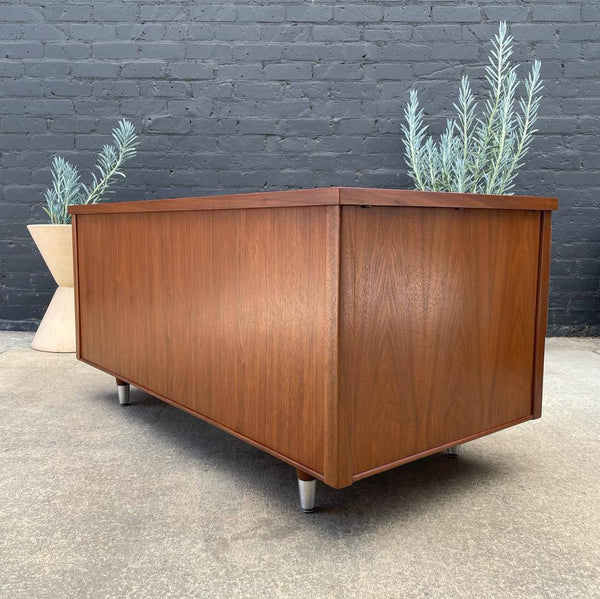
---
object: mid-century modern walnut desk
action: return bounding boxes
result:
[69,187,557,512]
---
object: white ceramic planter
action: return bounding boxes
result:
[27,224,76,353]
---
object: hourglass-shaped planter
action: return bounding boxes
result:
[27,224,76,353]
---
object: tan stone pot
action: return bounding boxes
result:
[27,224,76,353]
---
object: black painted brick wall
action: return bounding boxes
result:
[0,1,598,335]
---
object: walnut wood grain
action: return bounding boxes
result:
[76,206,339,476]
[340,206,542,477]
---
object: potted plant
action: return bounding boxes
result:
[401,22,543,195]
[28,119,138,352]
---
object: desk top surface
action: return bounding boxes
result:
[69,187,558,215]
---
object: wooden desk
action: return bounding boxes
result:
[70,187,557,511]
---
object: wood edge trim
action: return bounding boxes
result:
[328,205,356,489]
[69,188,558,215]
[71,215,82,360]
[531,211,553,419]
[339,187,558,211]
[76,356,325,483]
[322,203,339,485]
[68,187,341,214]
[324,206,352,489]
[352,415,534,482]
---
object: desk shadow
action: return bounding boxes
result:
[98,387,510,536]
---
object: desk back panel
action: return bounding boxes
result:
[75,206,339,475]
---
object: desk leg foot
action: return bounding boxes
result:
[296,469,316,513]
[116,379,130,405]
[446,445,460,457]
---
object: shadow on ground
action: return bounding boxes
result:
[106,387,506,532]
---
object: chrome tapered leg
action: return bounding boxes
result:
[446,445,460,457]
[296,469,316,513]
[116,378,130,406]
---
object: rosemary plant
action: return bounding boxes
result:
[42,157,82,225]
[42,119,139,224]
[401,22,543,195]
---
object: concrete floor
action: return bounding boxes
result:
[0,333,599,599]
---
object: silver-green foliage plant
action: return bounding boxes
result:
[401,22,543,196]
[43,119,139,224]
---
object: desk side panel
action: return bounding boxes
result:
[341,206,541,478]
[76,206,337,475]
